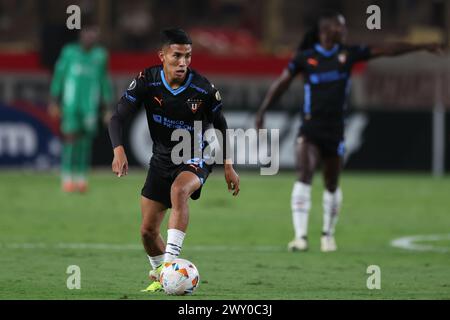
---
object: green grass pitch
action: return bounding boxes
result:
[0,170,449,300]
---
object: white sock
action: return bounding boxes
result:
[74,175,87,184]
[148,254,164,269]
[322,188,343,236]
[164,229,185,263]
[62,174,72,183]
[291,181,312,239]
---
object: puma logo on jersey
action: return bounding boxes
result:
[154,96,163,107]
[307,58,319,67]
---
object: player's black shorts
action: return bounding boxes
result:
[141,159,211,209]
[299,121,345,158]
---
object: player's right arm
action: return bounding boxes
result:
[368,42,444,59]
[255,50,304,129]
[108,72,146,177]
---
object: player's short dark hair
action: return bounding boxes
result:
[299,11,344,51]
[318,10,342,22]
[160,28,192,47]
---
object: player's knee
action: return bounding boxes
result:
[170,183,191,203]
[140,226,159,241]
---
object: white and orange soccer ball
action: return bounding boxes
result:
[160,258,200,295]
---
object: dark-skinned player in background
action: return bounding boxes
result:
[256,11,443,252]
[108,29,240,292]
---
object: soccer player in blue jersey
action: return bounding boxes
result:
[109,29,240,291]
[256,12,442,252]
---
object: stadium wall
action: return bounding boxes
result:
[0,52,448,172]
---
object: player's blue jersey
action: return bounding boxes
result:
[110,65,225,170]
[288,43,371,140]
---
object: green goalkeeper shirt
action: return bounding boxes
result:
[50,43,113,112]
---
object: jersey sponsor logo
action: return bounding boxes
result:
[307,58,319,67]
[309,70,348,84]
[153,114,162,123]
[187,99,203,114]
[152,114,194,131]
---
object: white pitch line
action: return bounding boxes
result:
[0,242,283,252]
[390,234,450,253]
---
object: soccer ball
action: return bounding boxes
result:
[160,258,200,295]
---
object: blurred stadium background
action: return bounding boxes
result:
[1,0,450,172]
[0,0,450,299]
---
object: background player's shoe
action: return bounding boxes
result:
[149,263,164,281]
[288,237,308,252]
[62,181,76,193]
[321,235,337,252]
[76,181,88,193]
[141,281,163,292]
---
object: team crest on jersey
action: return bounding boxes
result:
[187,99,203,113]
[338,52,347,64]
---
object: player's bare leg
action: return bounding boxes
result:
[141,197,167,259]
[321,155,343,252]
[74,132,94,193]
[288,136,320,252]
[140,197,167,292]
[165,171,202,262]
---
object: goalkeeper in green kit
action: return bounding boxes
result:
[49,24,113,193]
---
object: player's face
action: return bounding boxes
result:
[319,15,347,46]
[80,27,100,50]
[159,44,192,83]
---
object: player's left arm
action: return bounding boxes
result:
[368,42,444,59]
[48,45,70,118]
[209,89,240,196]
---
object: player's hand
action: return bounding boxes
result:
[255,111,264,130]
[224,163,240,196]
[48,101,60,119]
[112,146,128,177]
